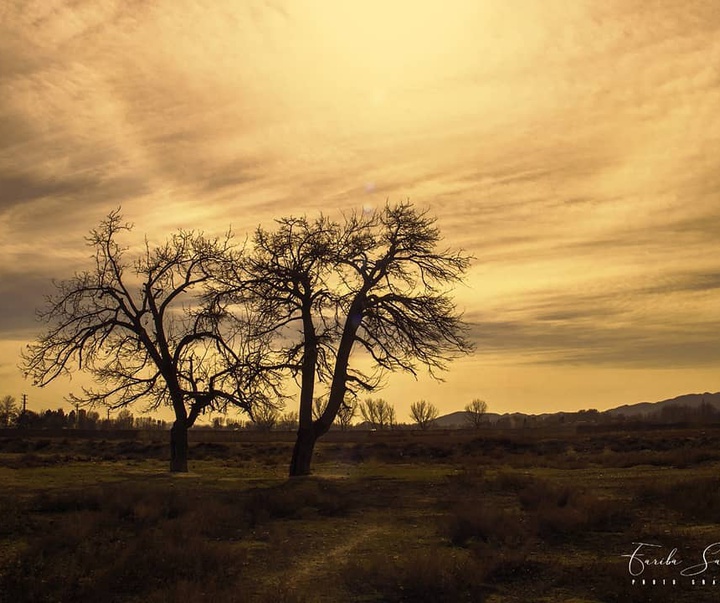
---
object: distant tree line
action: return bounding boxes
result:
[0,397,168,430]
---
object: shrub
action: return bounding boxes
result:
[446,503,527,549]
[244,479,354,526]
[640,476,720,523]
[518,479,629,541]
[0,484,245,603]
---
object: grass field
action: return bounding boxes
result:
[2,427,720,602]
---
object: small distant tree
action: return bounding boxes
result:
[409,400,439,430]
[278,411,299,431]
[42,409,67,429]
[0,396,19,427]
[136,416,162,429]
[251,405,280,431]
[22,211,279,472]
[465,398,488,429]
[360,398,395,430]
[115,409,134,429]
[85,411,100,429]
[16,409,41,429]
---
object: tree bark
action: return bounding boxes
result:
[289,310,319,477]
[289,426,317,477]
[170,420,189,472]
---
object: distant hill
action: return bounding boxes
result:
[432,411,502,428]
[605,392,720,419]
[430,391,720,428]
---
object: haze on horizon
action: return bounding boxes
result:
[1,0,719,421]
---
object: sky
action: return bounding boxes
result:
[1,0,719,421]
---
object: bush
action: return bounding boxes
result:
[518,479,629,541]
[0,484,246,603]
[446,503,527,549]
[244,479,354,526]
[640,476,720,523]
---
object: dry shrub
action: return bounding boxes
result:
[640,476,720,523]
[0,485,246,603]
[447,465,486,491]
[518,479,629,541]
[244,478,354,526]
[446,503,527,549]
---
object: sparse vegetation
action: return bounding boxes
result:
[1,426,718,602]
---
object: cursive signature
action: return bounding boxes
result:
[623,542,720,577]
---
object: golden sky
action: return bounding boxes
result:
[1,0,719,420]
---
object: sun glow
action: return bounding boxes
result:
[273,3,498,131]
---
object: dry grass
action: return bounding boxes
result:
[2,426,720,602]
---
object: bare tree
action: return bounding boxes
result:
[0,396,18,427]
[409,399,439,430]
[225,201,472,475]
[22,211,278,472]
[251,404,280,431]
[278,410,299,431]
[360,398,396,430]
[465,398,488,429]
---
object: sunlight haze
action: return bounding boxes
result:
[1,0,719,420]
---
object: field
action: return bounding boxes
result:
[2,426,720,602]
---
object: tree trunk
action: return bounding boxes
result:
[289,426,317,477]
[170,420,189,473]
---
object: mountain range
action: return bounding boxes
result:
[433,392,720,427]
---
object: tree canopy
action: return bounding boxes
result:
[22,211,279,471]
[23,202,473,475]
[222,201,473,475]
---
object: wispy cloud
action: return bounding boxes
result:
[1,0,719,411]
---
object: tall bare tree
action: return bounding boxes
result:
[227,201,473,475]
[22,211,277,472]
[465,398,488,429]
[409,400,439,430]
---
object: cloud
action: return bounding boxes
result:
[1,0,719,410]
[466,266,720,369]
[0,270,56,339]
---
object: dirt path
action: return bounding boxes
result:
[287,523,384,584]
